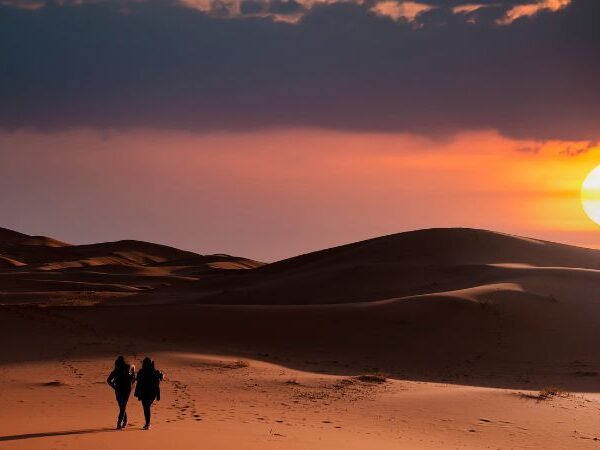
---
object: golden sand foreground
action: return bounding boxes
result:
[2,342,600,449]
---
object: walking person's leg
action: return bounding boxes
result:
[116,390,130,429]
[121,396,129,428]
[117,398,125,429]
[142,399,153,429]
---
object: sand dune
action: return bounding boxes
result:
[0,255,25,268]
[0,227,30,242]
[5,226,599,307]
[3,226,600,449]
[140,227,600,305]
[0,227,262,304]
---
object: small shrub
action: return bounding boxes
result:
[335,378,354,387]
[356,372,388,384]
[227,360,249,369]
[538,386,568,400]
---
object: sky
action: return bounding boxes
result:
[1,0,599,261]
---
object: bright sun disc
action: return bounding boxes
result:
[582,165,600,226]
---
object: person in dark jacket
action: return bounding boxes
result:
[107,356,136,430]
[134,357,164,430]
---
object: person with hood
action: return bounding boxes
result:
[106,356,136,430]
[134,357,164,430]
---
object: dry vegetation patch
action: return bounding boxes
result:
[225,360,250,369]
[537,387,569,400]
[520,387,570,401]
[355,372,388,384]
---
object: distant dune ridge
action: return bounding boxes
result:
[1,226,600,306]
[0,226,263,304]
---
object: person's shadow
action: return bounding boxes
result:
[0,427,115,442]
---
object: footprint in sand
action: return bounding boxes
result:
[169,379,198,423]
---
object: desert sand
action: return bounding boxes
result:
[2,226,600,449]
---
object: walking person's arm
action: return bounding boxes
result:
[134,371,141,399]
[155,370,164,401]
[130,365,136,384]
[107,370,116,389]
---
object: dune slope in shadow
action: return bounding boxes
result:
[141,227,600,305]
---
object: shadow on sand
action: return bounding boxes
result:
[0,427,114,442]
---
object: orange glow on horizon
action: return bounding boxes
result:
[0,128,598,259]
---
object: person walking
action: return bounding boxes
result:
[106,356,136,430]
[134,357,164,430]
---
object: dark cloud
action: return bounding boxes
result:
[560,141,597,157]
[239,0,304,17]
[240,0,268,15]
[0,0,599,140]
[268,0,304,16]
[516,145,543,155]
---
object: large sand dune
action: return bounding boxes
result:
[142,227,600,305]
[2,227,600,449]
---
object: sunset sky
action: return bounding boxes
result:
[1,0,599,261]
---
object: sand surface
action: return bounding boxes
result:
[3,227,600,448]
[3,317,600,450]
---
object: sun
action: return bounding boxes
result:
[582,165,600,226]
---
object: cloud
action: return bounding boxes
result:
[515,140,597,157]
[370,1,433,22]
[515,145,543,155]
[2,0,433,22]
[0,0,598,141]
[559,141,597,157]
[179,0,436,23]
[450,0,572,25]
[497,0,570,24]
[0,0,574,23]
[452,3,486,14]
[181,0,308,21]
